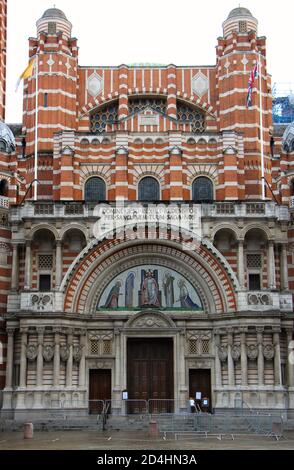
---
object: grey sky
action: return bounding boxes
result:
[6,0,294,123]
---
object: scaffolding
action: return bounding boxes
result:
[272,83,294,124]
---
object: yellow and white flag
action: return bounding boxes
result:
[15,59,36,91]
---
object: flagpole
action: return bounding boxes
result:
[34,53,39,201]
[259,51,265,200]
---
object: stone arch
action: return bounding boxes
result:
[28,224,59,241]
[79,96,119,119]
[80,90,217,121]
[60,224,89,243]
[242,224,273,241]
[211,223,241,241]
[185,165,218,186]
[79,168,112,187]
[61,230,238,315]
[132,168,165,187]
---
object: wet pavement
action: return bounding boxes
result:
[0,430,293,450]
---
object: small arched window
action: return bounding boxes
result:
[138,177,160,202]
[0,179,8,197]
[192,177,214,202]
[85,177,106,202]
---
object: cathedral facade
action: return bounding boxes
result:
[0,5,294,419]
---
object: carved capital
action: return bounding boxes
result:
[7,327,16,337]
[36,327,45,337]
[256,326,264,334]
[20,327,29,336]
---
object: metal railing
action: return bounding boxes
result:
[88,400,105,415]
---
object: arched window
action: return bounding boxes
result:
[85,177,106,202]
[0,179,8,197]
[138,177,160,202]
[192,177,214,202]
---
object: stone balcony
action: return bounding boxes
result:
[9,200,290,223]
[7,292,64,314]
[238,291,293,313]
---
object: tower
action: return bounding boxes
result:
[217,7,272,199]
[0,0,7,121]
[23,8,78,156]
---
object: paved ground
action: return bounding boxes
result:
[0,430,293,450]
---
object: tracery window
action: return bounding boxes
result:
[129,98,167,115]
[138,177,160,202]
[90,103,118,134]
[192,177,214,202]
[85,177,106,202]
[177,102,205,133]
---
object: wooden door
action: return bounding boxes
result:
[127,339,174,413]
[89,369,111,414]
[189,369,212,412]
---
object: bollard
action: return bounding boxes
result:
[149,420,159,438]
[24,422,34,439]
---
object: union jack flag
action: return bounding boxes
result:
[246,63,258,107]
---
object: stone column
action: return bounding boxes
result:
[280,244,289,291]
[237,240,245,289]
[34,327,45,409]
[273,329,282,386]
[55,240,63,289]
[240,329,248,386]
[79,331,86,388]
[178,331,187,411]
[36,328,44,387]
[257,327,264,386]
[286,330,294,387]
[53,328,61,388]
[227,330,235,387]
[214,332,222,387]
[11,244,19,291]
[5,328,15,389]
[268,241,277,290]
[19,328,28,388]
[24,241,32,290]
[66,330,73,388]
[3,328,15,409]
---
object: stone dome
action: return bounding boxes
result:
[0,122,16,154]
[41,8,67,20]
[227,7,253,19]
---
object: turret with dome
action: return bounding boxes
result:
[36,6,72,38]
[222,5,258,37]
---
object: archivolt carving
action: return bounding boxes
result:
[125,311,176,330]
[187,331,211,341]
[89,331,113,341]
